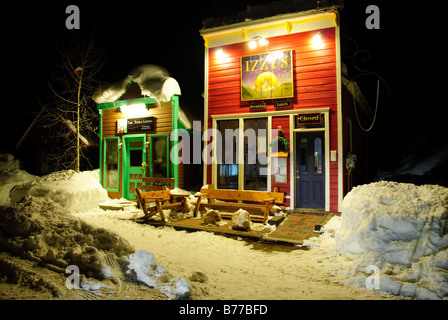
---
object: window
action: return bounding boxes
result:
[150,135,169,178]
[299,138,308,174]
[104,138,119,190]
[217,120,239,189]
[244,118,267,191]
[216,118,268,190]
[314,137,323,174]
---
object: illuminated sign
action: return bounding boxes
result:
[116,117,155,134]
[297,113,322,125]
[241,50,293,101]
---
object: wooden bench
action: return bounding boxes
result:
[136,177,176,191]
[194,188,284,224]
[135,177,190,221]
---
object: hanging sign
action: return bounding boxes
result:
[297,113,322,125]
[250,102,266,110]
[241,50,293,101]
[275,100,291,108]
[116,117,155,134]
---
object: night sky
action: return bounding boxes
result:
[3,0,447,176]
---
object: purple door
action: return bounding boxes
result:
[295,132,325,209]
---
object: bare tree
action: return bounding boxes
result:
[41,32,105,172]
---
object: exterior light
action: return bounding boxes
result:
[312,32,324,49]
[248,40,257,49]
[248,36,269,49]
[216,48,226,59]
[120,104,148,117]
[259,37,269,46]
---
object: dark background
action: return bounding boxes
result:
[2,0,447,178]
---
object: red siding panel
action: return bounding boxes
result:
[206,27,340,211]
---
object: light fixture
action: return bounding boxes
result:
[312,32,324,49]
[120,103,149,117]
[248,36,269,49]
[216,48,226,59]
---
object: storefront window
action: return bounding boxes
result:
[217,120,239,189]
[104,138,119,190]
[244,118,267,191]
[300,138,308,174]
[314,138,323,174]
[150,135,169,178]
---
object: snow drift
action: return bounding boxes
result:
[0,195,190,299]
[9,169,109,213]
[0,154,35,205]
[335,181,448,299]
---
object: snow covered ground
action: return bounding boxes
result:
[0,153,446,300]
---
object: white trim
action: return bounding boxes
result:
[335,16,343,212]
[203,47,209,186]
[211,107,330,120]
[289,114,294,210]
[267,115,272,192]
[238,118,244,190]
[210,108,330,211]
[202,11,338,48]
[291,111,330,212]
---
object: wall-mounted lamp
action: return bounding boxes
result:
[312,32,324,49]
[120,103,149,117]
[215,48,227,59]
[248,36,269,49]
[118,142,123,150]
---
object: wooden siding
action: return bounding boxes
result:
[102,101,173,139]
[206,27,339,210]
[208,28,337,115]
[272,116,291,208]
[101,101,182,195]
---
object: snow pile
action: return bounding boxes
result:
[0,196,134,278]
[120,250,190,300]
[9,169,109,212]
[93,64,181,104]
[0,154,36,205]
[335,181,448,299]
[0,196,190,299]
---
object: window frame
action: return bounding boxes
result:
[103,137,120,192]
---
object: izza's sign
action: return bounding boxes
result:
[241,50,293,101]
[297,113,322,125]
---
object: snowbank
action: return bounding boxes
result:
[0,196,190,299]
[335,181,448,299]
[0,154,36,205]
[9,169,109,212]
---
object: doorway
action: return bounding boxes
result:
[295,131,325,209]
[123,134,147,200]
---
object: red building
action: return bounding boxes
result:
[200,3,371,213]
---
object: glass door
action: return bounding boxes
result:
[123,134,147,200]
[295,131,325,208]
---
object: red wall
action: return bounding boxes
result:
[206,27,339,210]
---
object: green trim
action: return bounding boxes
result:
[97,97,159,110]
[98,109,103,185]
[171,95,180,188]
[122,134,147,199]
[103,137,120,192]
[149,134,170,178]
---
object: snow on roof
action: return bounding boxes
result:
[93,65,181,104]
[201,0,343,30]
